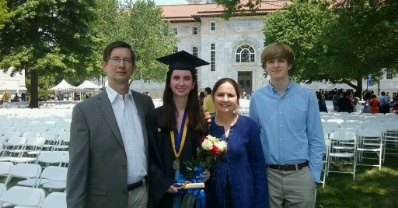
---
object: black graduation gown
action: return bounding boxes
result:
[146,107,202,208]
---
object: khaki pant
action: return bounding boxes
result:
[128,184,148,208]
[267,166,317,208]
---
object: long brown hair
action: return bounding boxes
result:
[157,69,206,133]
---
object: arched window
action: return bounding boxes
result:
[236,45,255,63]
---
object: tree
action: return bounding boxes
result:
[92,0,178,83]
[264,0,398,94]
[214,0,261,20]
[0,0,101,108]
[0,0,10,29]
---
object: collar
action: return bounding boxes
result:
[270,78,293,94]
[106,86,132,103]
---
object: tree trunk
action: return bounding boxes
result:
[28,69,39,108]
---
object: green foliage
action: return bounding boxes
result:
[264,0,398,93]
[0,0,10,29]
[0,0,102,107]
[92,0,178,82]
[214,0,261,20]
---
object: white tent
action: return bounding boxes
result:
[76,80,101,91]
[50,79,77,91]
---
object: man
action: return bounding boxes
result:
[67,41,154,208]
[379,91,390,114]
[202,87,216,116]
[250,42,325,208]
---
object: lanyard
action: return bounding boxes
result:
[170,111,188,159]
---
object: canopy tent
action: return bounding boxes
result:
[49,79,77,91]
[76,80,101,91]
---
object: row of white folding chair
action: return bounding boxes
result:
[3,163,67,191]
[9,151,69,167]
[0,186,66,208]
[0,137,46,162]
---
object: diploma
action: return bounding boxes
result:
[183,183,205,189]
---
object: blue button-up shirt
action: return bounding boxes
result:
[249,81,325,183]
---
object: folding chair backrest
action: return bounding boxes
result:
[4,163,42,186]
[0,162,13,176]
[40,166,68,182]
[0,186,45,207]
[41,192,67,208]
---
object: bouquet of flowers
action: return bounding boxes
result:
[185,135,228,178]
[180,135,227,208]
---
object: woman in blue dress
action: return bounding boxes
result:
[207,78,269,208]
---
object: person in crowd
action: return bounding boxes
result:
[369,94,380,114]
[353,91,361,113]
[250,42,324,208]
[332,90,342,111]
[67,41,154,208]
[203,87,216,117]
[207,78,269,208]
[317,92,328,112]
[337,91,352,113]
[379,91,391,114]
[146,50,210,208]
[199,91,205,107]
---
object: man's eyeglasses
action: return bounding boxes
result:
[108,57,133,64]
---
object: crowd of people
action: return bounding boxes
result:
[315,88,398,114]
[65,40,396,208]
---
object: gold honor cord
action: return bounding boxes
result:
[170,118,188,171]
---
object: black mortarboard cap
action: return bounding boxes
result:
[156,50,209,71]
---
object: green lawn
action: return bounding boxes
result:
[317,153,398,208]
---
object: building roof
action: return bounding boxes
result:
[160,1,291,22]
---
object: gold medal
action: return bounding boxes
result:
[172,158,180,170]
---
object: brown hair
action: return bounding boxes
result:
[261,42,294,67]
[102,41,136,64]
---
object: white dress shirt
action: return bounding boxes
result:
[106,86,147,184]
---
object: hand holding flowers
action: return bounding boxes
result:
[185,135,227,178]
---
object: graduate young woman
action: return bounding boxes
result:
[146,51,210,208]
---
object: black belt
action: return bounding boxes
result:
[127,179,145,191]
[268,161,309,171]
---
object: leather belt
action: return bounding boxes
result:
[268,161,309,171]
[127,179,145,191]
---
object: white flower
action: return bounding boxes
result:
[215,140,228,152]
[201,138,213,151]
[206,135,218,143]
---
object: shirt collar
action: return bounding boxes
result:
[270,78,293,94]
[106,86,132,103]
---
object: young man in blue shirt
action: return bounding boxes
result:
[250,42,325,208]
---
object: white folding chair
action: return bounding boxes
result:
[40,166,68,191]
[0,186,45,208]
[0,162,13,179]
[4,163,42,187]
[41,192,67,208]
[356,129,384,170]
[8,137,46,163]
[35,151,65,167]
[327,132,357,180]
[0,137,27,162]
